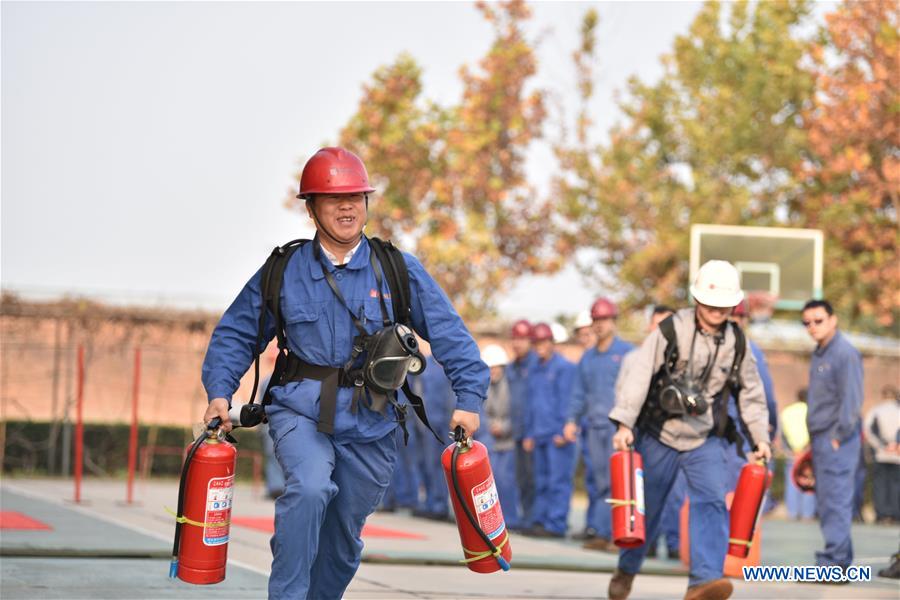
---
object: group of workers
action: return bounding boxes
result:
[200,146,886,600]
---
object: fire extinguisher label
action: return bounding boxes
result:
[471,475,505,539]
[634,468,645,515]
[204,475,234,546]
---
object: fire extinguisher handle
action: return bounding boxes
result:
[207,417,222,431]
[452,425,467,443]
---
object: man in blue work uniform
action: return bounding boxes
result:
[563,298,633,551]
[725,299,778,495]
[412,353,455,520]
[802,298,863,574]
[481,344,522,530]
[607,261,771,600]
[522,322,576,538]
[201,147,488,600]
[507,319,537,529]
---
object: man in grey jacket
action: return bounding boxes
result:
[607,260,771,600]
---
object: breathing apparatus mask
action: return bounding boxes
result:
[360,323,426,394]
[656,326,723,417]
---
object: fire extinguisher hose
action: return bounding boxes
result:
[449,427,510,572]
[169,417,221,578]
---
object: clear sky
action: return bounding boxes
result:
[2,1,709,321]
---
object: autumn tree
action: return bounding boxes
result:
[288,0,554,320]
[555,0,816,308]
[799,0,899,331]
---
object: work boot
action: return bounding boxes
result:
[683,578,733,600]
[583,536,618,553]
[607,568,635,600]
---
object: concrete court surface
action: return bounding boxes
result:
[1,477,898,599]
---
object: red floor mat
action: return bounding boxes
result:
[0,511,52,530]
[231,516,426,540]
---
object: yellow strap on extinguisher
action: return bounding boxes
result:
[460,530,510,564]
[728,537,752,548]
[605,498,636,507]
[164,506,230,529]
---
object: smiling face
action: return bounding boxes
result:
[307,193,367,256]
[695,301,733,333]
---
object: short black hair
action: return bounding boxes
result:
[652,304,675,315]
[797,388,808,403]
[802,299,833,315]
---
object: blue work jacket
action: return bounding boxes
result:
[807,331,863,442]
[506,351,537,441]
[201,237,488,443]
[568,337,633,430]
[524,352,576,441]
[415,354,455,434]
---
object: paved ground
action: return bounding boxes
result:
[1,477,898,599]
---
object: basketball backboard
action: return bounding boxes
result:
[690,224,824,310]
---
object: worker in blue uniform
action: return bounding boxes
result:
[570,310,600,542]
[507,319,537,528]
[201,147,488,600]
[412,353,456,520]
[802,298,863,573]
[724,300,778,495]
[563,298,633,551]
[481,344,522,530]
[522,322,576,538]
[608,261,771,600]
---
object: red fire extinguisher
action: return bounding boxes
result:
[607,447,646,549]
[728,461,772,558]
[441,427,512,573]
[791,449,815,492]
[170,417,237,584]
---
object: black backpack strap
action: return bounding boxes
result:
[713,321,750,454]
[658,314,679,370]
[248,239,308,408]
[368,237,411,325]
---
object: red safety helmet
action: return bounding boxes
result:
[590,298,618,320]
[296,147,376,199]
[531,322,554,342]
[510,319,533,340]
[732,299,750,318]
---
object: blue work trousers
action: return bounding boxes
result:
[580,427,599,533]
[647,470,686,553]
[811,430,859,568]
[584,426,614,538]
[784,456,816,520]
[491,448,522,529]
[268,414,397,600]
[619,434,729,586]
[531,439,576,535]
[516,440,535,525]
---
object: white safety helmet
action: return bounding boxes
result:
[481,344,510,368]
[573,310,593,331]
[550,322,569,344]
[690,260,745,308]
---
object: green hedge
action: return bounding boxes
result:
[2,420,266,479]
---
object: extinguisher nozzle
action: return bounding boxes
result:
[497,556,511,571]
[169,559,178,579]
